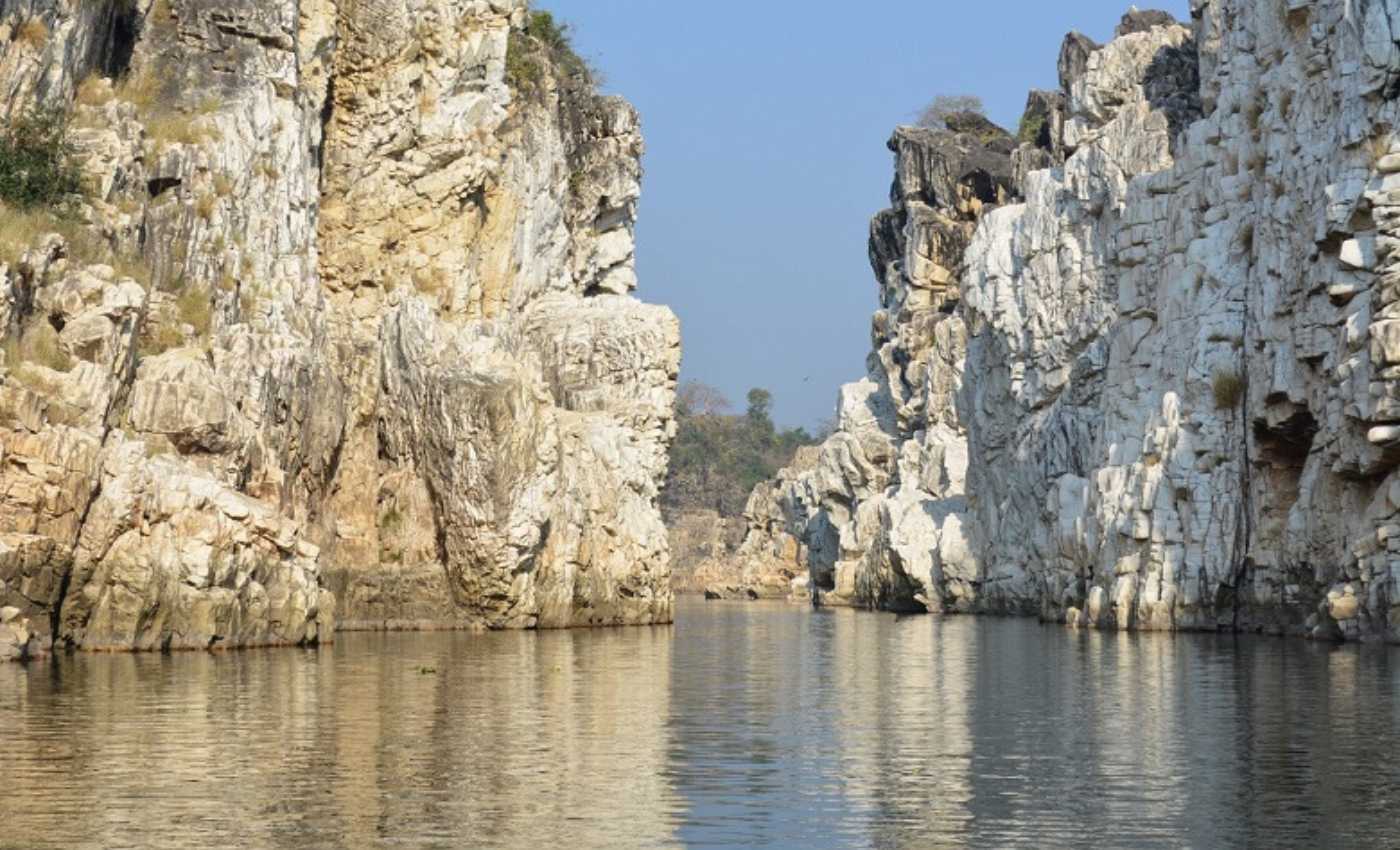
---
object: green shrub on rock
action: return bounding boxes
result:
[0,107,84,210]
[505,8,598,98]
[1018,112,1047,146]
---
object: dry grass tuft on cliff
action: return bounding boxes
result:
[143,111,220,151]
[75,74,114,107]
[16,18,48,50]
[110,251,151,288]
[137,278,214,358]
[0,204,96,265]
[195,191,216,221]
[114,62,222,151]
[3,323,74,394]
[1212,370,1245,410]
[138,320,184,358]
[0,199,151,287]
[148,0,174,26]
[115,65,161,110]
[175,285,213,337]
[0,204,53,262]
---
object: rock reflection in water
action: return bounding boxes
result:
[2,598,1399,849]
[0,627,678,850]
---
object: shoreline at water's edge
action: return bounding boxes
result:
[335,617,678,633]
[4,616,688,664]
[690,589,1389,646]
[8,603,1389,665]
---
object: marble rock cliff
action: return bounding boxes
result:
[735,1,1400,643]
[0,0,679,660]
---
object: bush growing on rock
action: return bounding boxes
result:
[916,94,986,130]
[1212,369,1245,410]
[506,8,598,98]
[0,107,84,210]
[1018,111,1047,145]
[16,18,48,50]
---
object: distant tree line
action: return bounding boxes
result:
[662,382,826,518]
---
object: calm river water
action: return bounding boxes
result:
[1,597,1398,849]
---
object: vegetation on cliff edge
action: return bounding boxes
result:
[663,382,824,518]
[506,8,598,98]
[0,107,84,211]
[916,94,986,130]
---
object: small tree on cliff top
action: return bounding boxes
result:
[916,94,986,130]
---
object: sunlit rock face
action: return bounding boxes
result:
[727,116,1007,612]
[0,0,678,656]
[739,1,1400,642]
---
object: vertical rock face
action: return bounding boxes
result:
[728,118,1008,612]
[738,1,1400,643]
[961,15,1202,619]
[0,0,678,657]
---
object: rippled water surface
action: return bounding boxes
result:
[3,597,1400,849]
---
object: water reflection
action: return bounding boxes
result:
[0,627,678,850]
[1,598,1398,848]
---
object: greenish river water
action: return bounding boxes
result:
[1,597,1397,849]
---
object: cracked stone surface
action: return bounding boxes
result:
[0,0,678,657]
[734,2,1400,643]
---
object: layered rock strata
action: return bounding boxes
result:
[736,2,1400,643]
[0,0,678,658]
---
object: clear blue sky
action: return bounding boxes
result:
[545,1,1192,428]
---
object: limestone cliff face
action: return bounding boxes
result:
[0,0,678,660]
[727,118,992,613]
[737,1,1400,643]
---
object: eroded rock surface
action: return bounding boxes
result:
[0,0,677,658]
[737,2,1400,643]
[724,113,999,609]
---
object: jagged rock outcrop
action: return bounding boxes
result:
[0,0,678,657]
[724,114,1001,609]
[736,1,1400,644]
[962,0,1383,640]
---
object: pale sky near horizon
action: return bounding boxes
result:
[544,0,1193,428]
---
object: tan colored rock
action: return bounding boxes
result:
[0,0,677,657]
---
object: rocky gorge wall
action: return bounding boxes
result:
[0,0,678,661]
[733,0,1400,644]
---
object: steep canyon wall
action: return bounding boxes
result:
[736,0,1400,644]
[0,0,678,660]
